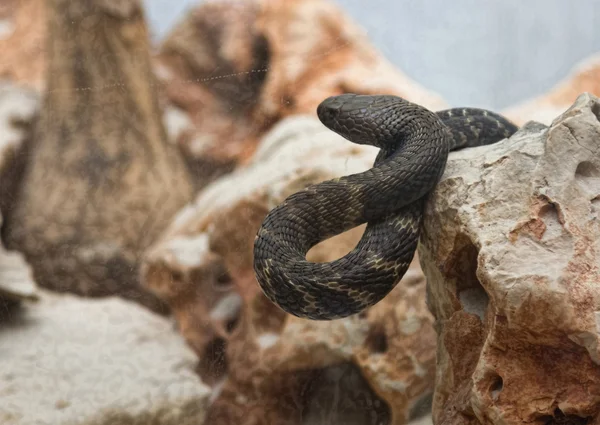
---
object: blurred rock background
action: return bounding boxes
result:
[1,0,599,424]
[145,0,600,109]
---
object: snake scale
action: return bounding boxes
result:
[253,94,518,320]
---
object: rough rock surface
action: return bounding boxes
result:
[141,116,437,425]
[419,93,600,425]
[504,53,600,126]
[155,0,446,177]
[0,290,211,425]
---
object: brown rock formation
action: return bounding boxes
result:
[419,93,600,424]
[3,0,194,312]
[141,116,437,424]
[155,0,446,178]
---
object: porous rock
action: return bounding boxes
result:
[0,291,210,425]
[141,116,437,425]
[419,93,600,424]
[504,53,600,126]
[155,0,446,176]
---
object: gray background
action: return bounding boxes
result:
[143,0,600,109]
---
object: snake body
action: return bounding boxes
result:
[253,94,518,320]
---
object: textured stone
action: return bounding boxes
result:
[504,53,600,126]
[0,291,210,425]
[155,0,446,176]
[419,93,600,424]
[141,116,437,425]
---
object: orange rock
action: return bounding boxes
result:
[0,0,47,91]
[155,0,446,172]
[141,116,437,425]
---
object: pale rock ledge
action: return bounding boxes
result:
[419,92,600,424]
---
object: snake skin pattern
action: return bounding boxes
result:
[253,94,518,320]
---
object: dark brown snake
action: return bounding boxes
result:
[253,94,518,320]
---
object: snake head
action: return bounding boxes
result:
[316,93,412,148]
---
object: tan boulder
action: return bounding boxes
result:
[419,93,600,424]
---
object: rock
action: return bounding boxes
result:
[0,235,38,304]
[419,93,600,424]
[155,0,446,178]
[141,116,437,424]
[0,80,39,216]
[0,290,211,425]
[0,0,47,91]
[0,82,39,305]
[3,0,194,313]
[504,53,600,126]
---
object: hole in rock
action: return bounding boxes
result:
[210,261,234,291]
[539,202,560,222]
[574,162,600,208]
[446,234,489,321]
[225,313,240,334]
[364,326,388,354]
[542,407,590,425]
[538,201,563,239]
[301,362,391,425]
[575,161,600,178]
[408,392,433,421]
[216,270,232,286]
[0,298,23,325]
[591,101,600,123]
[197,337,228,386]
[170,269,184,283]
[489,374,503,400]
[592,196,600,216]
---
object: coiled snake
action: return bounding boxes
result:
[253,94,518,320]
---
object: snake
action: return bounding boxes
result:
[253,94,518,320]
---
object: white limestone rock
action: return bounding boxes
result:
[0,291,211,425]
